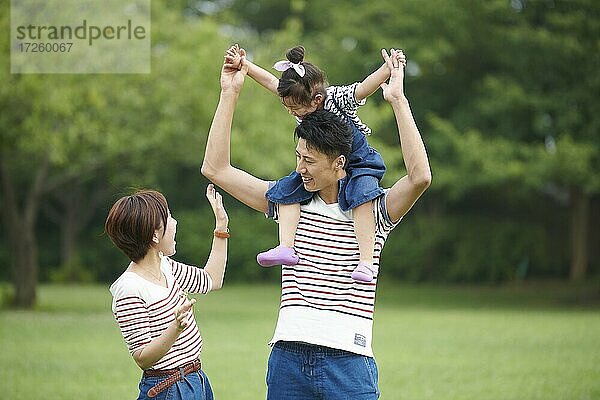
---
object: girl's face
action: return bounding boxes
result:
[282,94,323,119]
[156,210,177,257]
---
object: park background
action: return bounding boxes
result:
[1,0,599,398]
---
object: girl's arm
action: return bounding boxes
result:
[245,58,279,95]
[355,50,407,102]
[225,45,279,95]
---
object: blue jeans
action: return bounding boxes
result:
[265,122,385,211]
[136,370,214,400]
[266,341,380,400]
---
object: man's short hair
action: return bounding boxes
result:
[295,110,353,166]
[105,190,169,262]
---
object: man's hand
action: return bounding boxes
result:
[221,47,248,95]
[380,48,406,104]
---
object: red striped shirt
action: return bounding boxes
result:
[269,192,399,356]
[110,256,212,370]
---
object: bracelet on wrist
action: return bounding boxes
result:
[213,228,230,239]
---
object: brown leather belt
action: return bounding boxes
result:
[143,359,202,397]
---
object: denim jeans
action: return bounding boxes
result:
[265,121,385,212]
[136,369,214,400]
[266,341,380,400]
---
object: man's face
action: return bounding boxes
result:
[295,138,342,194]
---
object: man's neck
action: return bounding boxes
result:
[318,184,339,204]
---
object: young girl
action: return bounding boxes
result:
[225,44,405,282]
[106,184,229,400]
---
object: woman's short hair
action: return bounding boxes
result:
[105,189,169,262]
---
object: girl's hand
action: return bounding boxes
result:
[395,50,407,68]
[173,298,196,332]
[206,184,229,232]
[224,44,246,70]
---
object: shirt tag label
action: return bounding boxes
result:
[354,333,366,347]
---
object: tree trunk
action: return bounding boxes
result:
[569,188,589,281]
[12,224,38,308]
[56,182,107,268]
[0,155,48,308]
[61,202,79,267]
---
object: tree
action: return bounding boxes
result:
[0,1,232,306]
[429,0,600,280]
[247,0,600,280]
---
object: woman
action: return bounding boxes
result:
[105,184,228,400]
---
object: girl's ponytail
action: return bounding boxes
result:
[277,45,327,105]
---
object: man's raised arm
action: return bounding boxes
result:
[201,58,270,213]
[380,49,432,222]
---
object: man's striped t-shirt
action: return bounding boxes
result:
[268,192,399,357]
[109,256,212,370]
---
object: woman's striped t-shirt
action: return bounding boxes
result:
[267,192,399,357]
[109,256,212,370]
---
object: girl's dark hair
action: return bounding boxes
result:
[277,45,327,106]
[105,190,169,262]
[295,110,352,167]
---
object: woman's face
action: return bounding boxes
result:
[156,210,177,256]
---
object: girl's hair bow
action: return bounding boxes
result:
[273,60,305,77]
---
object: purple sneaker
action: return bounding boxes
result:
[257,246,299,267]
[351,262,377,282]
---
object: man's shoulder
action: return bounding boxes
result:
[374,191,402,231]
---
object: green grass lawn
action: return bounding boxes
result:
[0,281,599,399]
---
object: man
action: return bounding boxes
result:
[202,48,431,399]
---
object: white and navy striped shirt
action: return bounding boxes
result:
[324,83,371,136]
[268,192,399,357]
[109,256,212,370]
[294,83,372,136]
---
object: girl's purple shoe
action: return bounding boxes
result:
[351,262,377,282]
[257,246,299,267]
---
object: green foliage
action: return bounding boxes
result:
[382,209,562,283]
[537,135,600,194]
[1,0,599,286]
[48,256,96,284]
[174,204,281,282]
